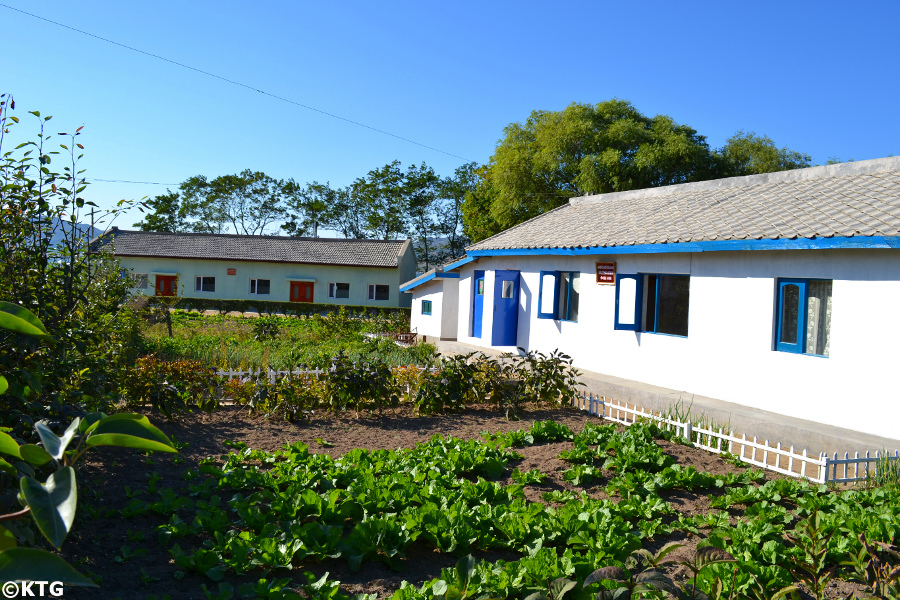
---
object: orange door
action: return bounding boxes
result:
[155,275,177,297]
[290,281,314,303]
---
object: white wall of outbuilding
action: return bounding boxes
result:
[449,249,900,439]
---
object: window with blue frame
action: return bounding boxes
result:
[775,278,832,356]
[537,271,579,321]
[614,273,689,336]
[421,300,432,315]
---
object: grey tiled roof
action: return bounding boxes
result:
[97,230,410,268]
[467,157,900,251]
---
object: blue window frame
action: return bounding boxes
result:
[537,271,579,321]
[421,299,432,315]
[614,273,689,336]
[775,278,832,356]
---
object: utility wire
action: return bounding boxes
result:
[0,3,474,163]
[89,178,178,185]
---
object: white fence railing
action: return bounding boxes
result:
[574,391,899,484]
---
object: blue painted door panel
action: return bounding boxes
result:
[491,270,520,346]
[472,270,485,338]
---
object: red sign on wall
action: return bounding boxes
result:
[227,268,236,275]
[596,262,616,285]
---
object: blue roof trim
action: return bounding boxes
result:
[467,236,900,257]
[443,256,476,271]
[399,271,460,293]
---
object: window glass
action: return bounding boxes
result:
[250,279,270,294]
[195,276,215,292]
[133,274,148,289]
[616,277,637,326]
[656,275,690,336]
[329,282,350,298]
[368,284,389,300]
[567,272,579,322]
[476,279,484,295]
[780,283,800,344]
[422,300,432,315]
[539,274,556,314]
[806,280,832,356]
[502,280,514,299]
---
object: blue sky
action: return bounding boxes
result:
[3,1,899,232]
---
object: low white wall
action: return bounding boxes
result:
[454,249,900,440]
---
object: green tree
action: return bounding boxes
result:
[329,183,369,239]
[180,170,285,235]
[282,179,335,238]
[435,162,476,262]
[715,130,812,176]
[465,99,811,242]
[404,162,440,271]
[481,99,715,233]
[358,161,408,240]
[133,189,186,232]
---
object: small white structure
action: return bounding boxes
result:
[400,267,460,340]
[403,157,900,440]
[98,229,416,308]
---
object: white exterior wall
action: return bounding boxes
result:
[407,277,460,340]
[454,249,900,439]
[409,281,444,339]
[119,256,412,308]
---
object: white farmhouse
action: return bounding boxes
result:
[100,229,416,308]
[402,157,900,440]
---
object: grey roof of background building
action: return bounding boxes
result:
[467,157,900,251]
[96,229,412,268]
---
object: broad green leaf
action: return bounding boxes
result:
[35,419,80,462]
[85,414,175,453]
[20,467,77,549]
[77,412,106,434]
[0,375,7,395]
[0,302,50,337]
[0,458,15,477]
[0,431,21,459]
[20,444,52,466]
[456,554,476,591]
[0,547,97,587]
[0,525,15,551]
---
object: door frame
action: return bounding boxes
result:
[491,270,520,346]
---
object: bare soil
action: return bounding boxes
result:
[59,404,865,600]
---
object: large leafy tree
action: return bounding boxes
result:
[282,179,335,238]
[716,130,811,176]
[467,99,810,241]
[137,171,286,235]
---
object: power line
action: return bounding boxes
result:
[0,3,474,163]
[89,178,178,185]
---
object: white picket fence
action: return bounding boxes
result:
[574,391,899,484]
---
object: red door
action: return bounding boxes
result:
[290,281,314,303]
[155,275,177,297]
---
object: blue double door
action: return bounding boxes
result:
[471,270,520,346]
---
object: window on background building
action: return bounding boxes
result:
[368,284,389,301]
[422,300,432,315]
[249,279,270,295]
[195,276,216,293]
[132,273,148,289]
[537,271,580,321]
[775,278,832,356]
[328,282,350,299]
[614,273,690,337]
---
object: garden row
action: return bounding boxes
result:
[118,419,900,600]
[122,349,582,419]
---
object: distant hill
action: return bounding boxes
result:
[46,218,101,247]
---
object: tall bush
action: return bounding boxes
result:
[0,95,140,429]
